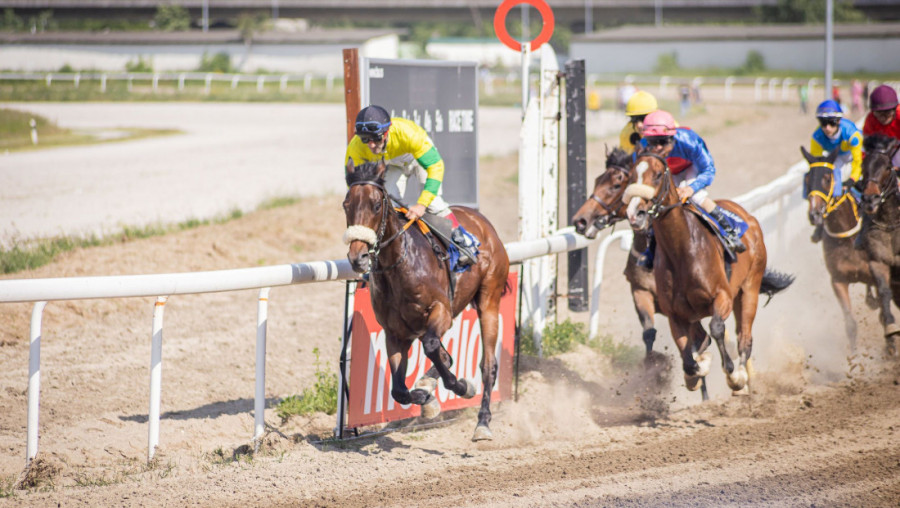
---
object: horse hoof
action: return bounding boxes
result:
[414,376,438,394]
[420,395,441,420]
[885,323,900,338]
[731,385,750,396]
[693,351,712,378]
[726,365,748,391]
[684,373,702,391]
[461,379,477,399]
[472,425,493,442]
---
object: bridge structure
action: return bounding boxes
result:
[1,0,898,31]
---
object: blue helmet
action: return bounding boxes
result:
[355,105,391,137]
[815,99,843,118]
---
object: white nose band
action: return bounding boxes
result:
[343,225,377,246]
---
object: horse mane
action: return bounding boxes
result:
[606,146,632,169]
[863,133,897,154]
[345,160,385,187]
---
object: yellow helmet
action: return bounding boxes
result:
[625,91,658,117]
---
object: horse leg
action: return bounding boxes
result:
[385,336,437,417]
[632,287,657,362]
[688,322,712,401]
[729,289,758,394]
[472,288,503,441]
[868,260,900,356]
[669,319,703,391]
[421,302,476,400]
[830,280,857,351]
[413,345,453,395]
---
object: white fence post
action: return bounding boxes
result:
[280,75,288,92]
[254,288,270,446]
[782,77,794,102]
[724,76,735,102]
[257,76,265,92]
[205,73,213,95]
[768,77,779,102]
[589,231,632,339]
[148,296,167,462]
[26,301,47,465]
[178,73,185,91]
[754,77,765,102]
[100,74,107,93]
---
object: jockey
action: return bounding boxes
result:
[810,99,863,195]
[619,90,659,155]
[635,110,746,261]
[862,85,900,167]
[345,105,474,266]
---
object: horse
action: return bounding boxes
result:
[801,145,878,350]
[343,159,511,441]
[572,147,662,361]
[858,134,900,356]
[623,151,794,396]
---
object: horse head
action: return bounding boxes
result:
[800,145,839,227]
[623,150,673,231]
[343,159,390,274]
[572,146,632,239]
[860,134,900,216]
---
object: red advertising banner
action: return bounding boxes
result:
[347,273,518,428]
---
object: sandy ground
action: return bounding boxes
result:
[1,99,899,506]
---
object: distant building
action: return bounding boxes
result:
[572,23,900,74]
[0,28,400,74]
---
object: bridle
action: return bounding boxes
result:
[347,179,415,272]
[862,150,899,210]
[635,152,682,221]
[588,164,630,224]
[805,160,861,237]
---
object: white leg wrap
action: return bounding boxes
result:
[343,225,377,246]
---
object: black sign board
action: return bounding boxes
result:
[365,58,479,209]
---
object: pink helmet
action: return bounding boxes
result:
[642,110,677,137]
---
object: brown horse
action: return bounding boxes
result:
[858,134,900,356]
[343,159,510,440]
[572,147,661,360]
[802,146,877,350]
[623,151,794,396]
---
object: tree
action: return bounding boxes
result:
[153,4,191,32]
[757,0,865,23]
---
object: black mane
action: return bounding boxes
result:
[863,133,897,154]
[345,160,385,187]
[606,146,632,170]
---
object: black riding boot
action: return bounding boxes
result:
[425,213,475,267]
[635,229,656,269]
[709,206,747,253]
[451,228,476,267]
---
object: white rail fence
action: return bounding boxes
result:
[0,162,806,467]
[0,71,338,94]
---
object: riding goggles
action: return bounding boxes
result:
[629,114,647,125]
[355,121,391,134]
[358,133,384,144]
[818,117,840,127]
[645,136,672,147]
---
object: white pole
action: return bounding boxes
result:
[100,74,107,93]
[148,296,167,462]
[724,76,735,102]
[257,76,265,92]
[29,118,38,145]
[825,0,834,98]
[26,301,47,466]
[521,42,530,117]
[589,231,632,338]
[280,75,288,92]
[178,73,185,91]
[254,288,270,445]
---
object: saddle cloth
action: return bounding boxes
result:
[688,205,749,264]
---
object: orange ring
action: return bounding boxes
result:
[493,0,555,52]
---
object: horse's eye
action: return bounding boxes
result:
[342,198,350,212]
[373,200,381,212]
[612,182,621,190]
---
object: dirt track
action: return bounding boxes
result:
[1,100,899,506]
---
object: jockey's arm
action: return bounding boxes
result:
[415,149,444,208]
[809,135,826,157]
[686,139,717,193]
[845,130,864,182]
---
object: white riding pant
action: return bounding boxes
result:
[671,164,709,207]
[383,162,451,217]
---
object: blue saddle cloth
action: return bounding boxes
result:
[691,205,749,264]
[446,225,480,273]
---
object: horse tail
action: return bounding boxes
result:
[760,268,795,307]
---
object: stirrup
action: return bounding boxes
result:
[730,236,747,253]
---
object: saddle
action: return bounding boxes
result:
[686,204,748,265]
[420,213,480,274]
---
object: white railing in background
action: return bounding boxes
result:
[0,232,594,465]
[0,71,337,94]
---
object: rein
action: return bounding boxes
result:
[635,153,682,221]
[805,161,861,238]
[864,152,900,232]
[589,165,630,221]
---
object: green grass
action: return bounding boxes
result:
[275,348,339,421]
[519,319,643,371]
[0,475,16,498]
[0,107,180,152]
[0,207,245,275]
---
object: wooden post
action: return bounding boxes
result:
[343,48,360,143]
